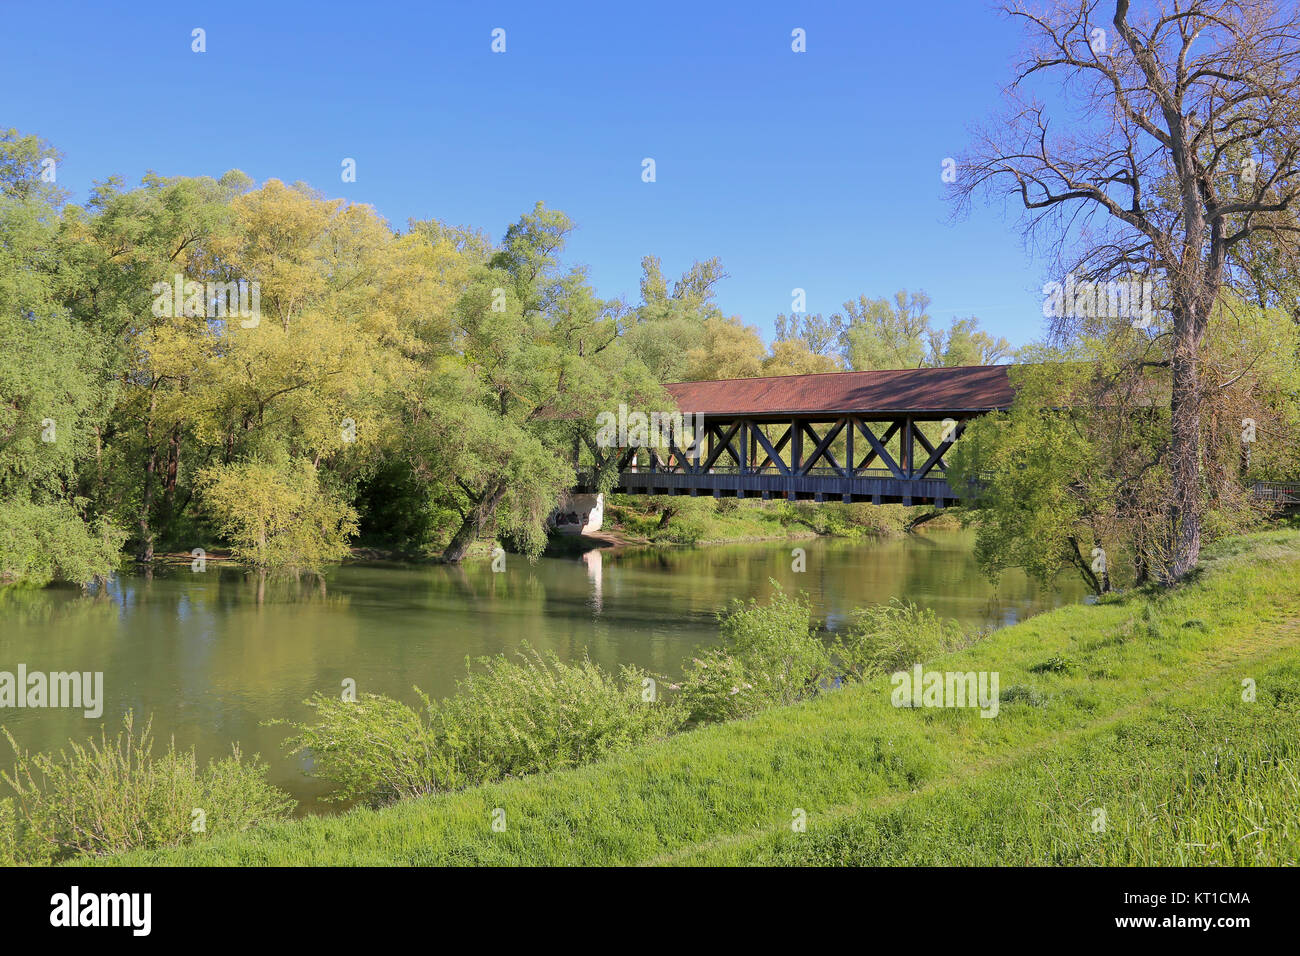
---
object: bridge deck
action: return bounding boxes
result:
[610,468,956,505]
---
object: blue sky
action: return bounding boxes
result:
[2,0,1057,348]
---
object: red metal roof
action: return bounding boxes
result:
[663,365,1015,417]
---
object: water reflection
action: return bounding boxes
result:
[582,548,603,612]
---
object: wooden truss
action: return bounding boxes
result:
[582,414,972,506]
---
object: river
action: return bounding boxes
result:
[0,530,1085,813]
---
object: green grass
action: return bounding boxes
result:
[93,529,1300,866]
[678,664,1300,865]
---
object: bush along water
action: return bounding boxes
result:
[0,590,977,858]
[277,646,684,806]
[0,713,293,865]
[283,587,981,805]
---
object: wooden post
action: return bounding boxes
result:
[845,417,855,477]
[901,418,914,478]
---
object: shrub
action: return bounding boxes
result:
[278,693,452,805]
[0,798,26,866]
[679,587,830,723]
[648,498,720,544]
[782,502,910,537]
[441,648,682,782]
[0,498,124,587]
[0,713,293,863]
[833,598,974,680]
[198,456,358,572]
[677,647,757,724]
[654,514,709,544]
[282,646,683,805]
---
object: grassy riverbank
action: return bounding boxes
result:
[93,529,1300,866]
[598,494,948,546]
[355,497,942,562]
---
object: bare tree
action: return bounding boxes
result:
[952,0,1300,582]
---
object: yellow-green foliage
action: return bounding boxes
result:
[276,694,454,806]
[606,494,913,545]
[1,713,292,864]
[0,500,124,587]
[833,597,978,680]
[198,457,358,571]
[679,587,830,722]
[281,646,683,806]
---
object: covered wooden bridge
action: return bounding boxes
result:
[578,365,1015,506]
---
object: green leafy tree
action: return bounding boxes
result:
[950,0,1300,581]
[948,358,1127,593]
[774,311,845,357]
[928,316,1014,367]
[623,255,728,382]
[683,314,767,381]
[839,290,1011,371]
[842,290,933,370]
[198,456,358,572]
[426,203,660,562]
[950,308,1299,592]
[0,130,122,586]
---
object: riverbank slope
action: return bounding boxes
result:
[590,494,953,547]
[98,530,1300,866]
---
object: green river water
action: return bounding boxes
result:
[0,530,1085,813]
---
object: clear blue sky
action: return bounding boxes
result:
[2,0,1057,348]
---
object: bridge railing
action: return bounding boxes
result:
[596,464,930,479]
[1252,481,1300,504]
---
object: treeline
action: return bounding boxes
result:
[0,128,1009,584]
[949,320,1300,593]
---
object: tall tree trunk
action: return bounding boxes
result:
[442,479,510,563]
[1167,365,1202,581]
[1164,300,1207,584]
[1068,536,1103,595]
[160,422,182,538]
[136,393,159,564]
